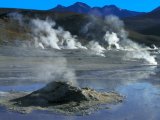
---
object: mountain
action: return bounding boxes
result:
[51,2,144,18]
[124,6,160,36]
[66,2,91,14]
[151,6,160,13]
[51,2,91,14]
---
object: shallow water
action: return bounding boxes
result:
[0,46,160,120]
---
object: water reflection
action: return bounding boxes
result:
[78,65,158,90]
[0,47,160,120]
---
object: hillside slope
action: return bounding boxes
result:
[124,6,160,37]
[51,2,144,18]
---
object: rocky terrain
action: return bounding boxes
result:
[0,81,123,115]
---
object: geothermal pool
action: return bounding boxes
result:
[0,46,160,120]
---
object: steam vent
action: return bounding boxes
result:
[6,81,123,115]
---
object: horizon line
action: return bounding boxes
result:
[0,1,158,13]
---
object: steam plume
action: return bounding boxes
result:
[31,19,86,50]
[103,15,157,65]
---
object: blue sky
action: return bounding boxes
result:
[0,0,160,12]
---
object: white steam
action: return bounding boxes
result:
[125,51,157,65]
[103,15,157,65]
[34,57,78,86]
[31,18,107,57]
[80,15,158,65]
[87,41,106,57]
[56,27,87,49]
[104,31,120,50]
[31,19,61,49]
[31,19,86,50]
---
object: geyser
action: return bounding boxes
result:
[103,15,158,65]
[3,81,123,115]
[104,31,120,50]
[31,19,86,50]
[87,41,106,57]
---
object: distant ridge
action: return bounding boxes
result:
[151,6,160,13]
[51,2,144,18]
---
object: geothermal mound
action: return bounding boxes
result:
[1,81,123,115]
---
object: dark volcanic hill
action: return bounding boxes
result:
[124,6,160,37]
[51,2,144,18]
